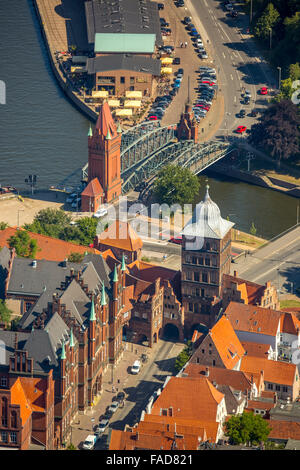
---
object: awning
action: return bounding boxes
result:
[70,66,86,73]
[108,100,120,107]
[124,100,142,108]
[115,109,133,116]
[125,91,143,98]
[92,90,109,98]
[160,57,173,65]
[161,67,172,74]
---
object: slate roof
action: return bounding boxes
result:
[87,54,161,75]
[85,0,162,44]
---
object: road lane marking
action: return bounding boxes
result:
[222,52,226,59]
[234,96,237,103]
[230,74,234,80]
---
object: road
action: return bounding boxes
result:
[95,339,183,449]
[188,0,275,137]
[232,225,300,295]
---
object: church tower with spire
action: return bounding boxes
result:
[181,185,234,334]
[81,101,122,212]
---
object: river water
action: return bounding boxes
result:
[0,0,298,240]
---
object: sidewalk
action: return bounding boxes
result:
[69,340,163,448]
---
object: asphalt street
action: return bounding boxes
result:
[232,225,300,295]
[188,0,275,137]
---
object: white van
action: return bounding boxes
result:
[82,434,97,450]
[131,360,141,374]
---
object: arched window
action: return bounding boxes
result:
[11,410,17,428]
[2,397,8,426]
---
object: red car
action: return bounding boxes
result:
[260,86,268,95]
[198,104,210,110]
[169,236,183,245]
[236,125,247,134]
[148,115,158,120]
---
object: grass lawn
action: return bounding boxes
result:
[232,230,266,249]
[280,300,300,309]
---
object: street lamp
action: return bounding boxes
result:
[277,66,281,91]
[269,28,272,49]
[17,209,24,229]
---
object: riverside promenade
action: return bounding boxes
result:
[33,0,97,120]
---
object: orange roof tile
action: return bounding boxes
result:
[208,315,245,369]
[151,376,224,422]
[94,101,118,139]
[0,227,101,262]
[19,377,48,413]
[184,363,253,392]
[240,356,297,386]
[268,420,300,440]
[280,312,300,336]
[245,400,275,412]
[225,302,281,337]
[241,341,272,358]
[96,220,143,252]
[10,379,32,426]
[81,177,103,197]
[223,274,266,305]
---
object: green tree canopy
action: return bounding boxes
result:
[249,99,300,166]
[8,230,38,258]
[0,299,12,325]
[68,252,86,263]
[153,165,200,206]
[225,412,271,445]
[254,3,280,40]
[24,208,72,238]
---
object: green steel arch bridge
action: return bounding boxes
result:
[60,121,235,193]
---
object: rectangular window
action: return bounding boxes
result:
[1,431,8,443]
[120,76,125,84]
[192,257,197,264]
[275,385,280,391]
[130,77,135,84]
[282,386,288,393]
[10,432,17,443]
[205,258,210,266]
[0,377,7,388]
[189,303,193,312]
[202,273,208,283]
[267,383,273,390]
[194,272,199,282]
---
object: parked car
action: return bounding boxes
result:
[173,57,181,65]
[148,115,158,120]
[131,360,141,374]
[82,434,97,450]
[95,419,109,436]
[93,207,108,218]
[236,125,247,134]
[108,401,120,414]
[177,68,184,75]
[260,86,268,95]
[184,16,192,24]
[250,109,259,117]
[157,3,164,10]
[116,391,126,403]
[199,51,208,59]
[238,109,246,118]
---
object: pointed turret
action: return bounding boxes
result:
[101,282,107,306]
[61,340,66,360]
[117,122,122,134]
[106,128,112,140]
[113,264,118,282]
[70,328,75,348]
[121,253,126,272]
[88,125,93,137]
[89,295,96,321]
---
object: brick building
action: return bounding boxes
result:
[181,185,234,334]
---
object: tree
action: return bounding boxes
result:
[225,412,271,445]
[0,299,12,325]
[249,100,300,167]
[24,208,72,239]
[174,341,193,373]
[254,3,280,40]
[0,222,8,231]
[8,231,38,258]
[153,165,200,206]
[68,252,85,263]
[66,443,77,450]
[75,217,98,246]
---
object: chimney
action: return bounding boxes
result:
[205,367,209,377]
[234,270,238,277]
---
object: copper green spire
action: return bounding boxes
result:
[61,340,66,360]
[88,125,93,137]
[70,328,75,348]
[89,295,96,321]
[113,264,118,282]
[101,282,107,306]
[117,122,122,134]
[121,253,126,272]
[105,128,112,140]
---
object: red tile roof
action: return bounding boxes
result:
[245,400,275,412]
[268,420,300,440]
[184,363,253,392]
[81,177,103,197]
[151,376,224,422]
[95,220,143,252]
[10,379,32,426]
[208,315,245,369]
[223,274,266,305]
[241,341,272,358]
[225,302,282,337]
[94,101,118,139]
[0,227,101,262]
[280,312,300,335]
[240,356,297,386]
